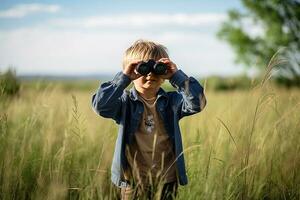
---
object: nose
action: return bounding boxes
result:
[147,71,158,77]
[147,72,157,80]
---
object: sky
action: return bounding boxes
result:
[0,0,254,77]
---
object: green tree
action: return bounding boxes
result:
[0,68,20,96]
[218,0,300,86]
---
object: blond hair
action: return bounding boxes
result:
[122,39,169,69]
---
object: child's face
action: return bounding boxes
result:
[133,72,164,91]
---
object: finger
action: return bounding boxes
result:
[128,62,140,71]
[133,72,142,80]
[132,60,142,65]
[127,60,141,69]
[158,58,170,62]
[163,60,173,67]
[159,57,169,60]
[130,61,140,67]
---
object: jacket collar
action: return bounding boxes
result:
[129,86,168,101]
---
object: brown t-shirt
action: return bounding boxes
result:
[124,95,177,186]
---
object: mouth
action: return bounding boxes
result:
[146,79,157,83]
[146,78,157,82]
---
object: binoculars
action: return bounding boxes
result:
[136,59,167,75]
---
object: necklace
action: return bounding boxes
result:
[140,96,156,101]
[139,95,157,107]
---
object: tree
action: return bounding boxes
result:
[0,68,20,97]
[218,0,300,86]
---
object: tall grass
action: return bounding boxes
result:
[0,74,299,199]
[0,85,119,199]
[179,87,300,199]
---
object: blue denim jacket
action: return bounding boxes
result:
[91,70,206,188]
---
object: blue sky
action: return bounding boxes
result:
[0,0,256,77]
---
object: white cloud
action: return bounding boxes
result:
[0,3,61,18]
[0,26,244,77]
[0,12,250,77]
[49,13,226,28]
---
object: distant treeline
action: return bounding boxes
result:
[203,75,300,91]
[1,69,299,98]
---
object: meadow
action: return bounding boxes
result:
[0,78,299,200]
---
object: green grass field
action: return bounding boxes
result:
[0,80,299,199]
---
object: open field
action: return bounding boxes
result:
[0,80,299,199]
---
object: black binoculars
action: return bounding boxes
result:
[136,59,167,75]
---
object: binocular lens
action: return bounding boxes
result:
[137,64,151,75]
[136,60,167,75]
[153,63,166,75]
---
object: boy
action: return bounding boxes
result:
[92,40,206,199]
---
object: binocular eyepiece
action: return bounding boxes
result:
[136,59,167,76]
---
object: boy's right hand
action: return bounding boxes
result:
[123,60,142,80]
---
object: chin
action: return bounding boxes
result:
[143,83,159,89]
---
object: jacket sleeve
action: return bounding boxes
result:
[91,71,131,124]
[169,70,207,119]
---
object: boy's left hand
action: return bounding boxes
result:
[158,58,178,79]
